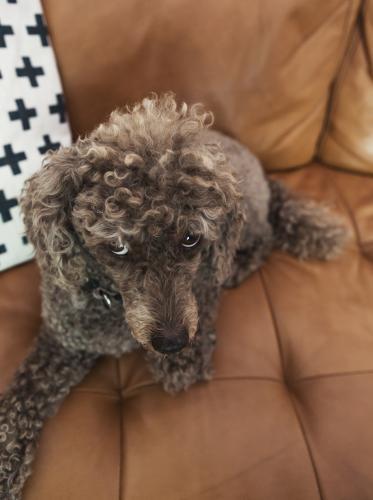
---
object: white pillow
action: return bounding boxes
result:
[0,0,71,272]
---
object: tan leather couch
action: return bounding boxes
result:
[1,0,373,498]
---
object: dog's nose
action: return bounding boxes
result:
[151,327,189,354]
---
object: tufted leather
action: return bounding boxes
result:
[1,1,373,499]
[2,165,372,500]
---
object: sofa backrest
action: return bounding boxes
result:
[318,0,373,174]
[43,0,371,173]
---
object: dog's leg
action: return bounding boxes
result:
[0,332,97,499]
[268,178,349,260]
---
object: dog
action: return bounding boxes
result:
[0,94,348,498]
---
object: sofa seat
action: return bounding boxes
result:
[1,163,371,499]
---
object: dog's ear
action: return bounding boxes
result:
[206,172,245,286]
[21,145,88,290]
[211,208,245,286]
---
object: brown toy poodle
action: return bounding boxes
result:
[0,94,348,498]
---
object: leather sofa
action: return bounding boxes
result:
[1,0,373,498]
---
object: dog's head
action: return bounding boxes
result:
[22,94,244,353]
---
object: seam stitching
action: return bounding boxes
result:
[258,269,324,500]
[288,392,325,500]
[330,169,363,250]
[316,0,360,158]
[294,369,373,384]
[258,270,287,381]
[359,0,373,75]
[267,161,373,178]
[115,360,125,500]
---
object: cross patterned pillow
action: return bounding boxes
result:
[0,0,71,272]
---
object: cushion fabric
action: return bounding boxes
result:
[0,165,371,499]
[0,0,71,272]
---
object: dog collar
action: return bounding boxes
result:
[82,278,122,309]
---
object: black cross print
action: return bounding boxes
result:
[49,93,66,123]
[22,235,28,245]
[0,144,27,175]
[0,21,14,48]
[0,190,18,223]
[26,14,48,47]
[0,244,6,255]
[16,56,44,87]
[7,0,17,3]
[38,134,61,154]
[9,98,37,130]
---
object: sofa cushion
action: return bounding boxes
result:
[0,164,371,499]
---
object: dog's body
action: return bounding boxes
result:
[0,95,347,498]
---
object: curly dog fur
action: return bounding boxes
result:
[0,93,348,498]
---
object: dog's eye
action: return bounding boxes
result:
[110,242,129,255]
[181,233,201,249]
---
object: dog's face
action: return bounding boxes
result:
[72,157,211,353]
[22,95,244,354]
[71,143,236,354]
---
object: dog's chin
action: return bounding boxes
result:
[144,344,188,355]
[138,340,191,355]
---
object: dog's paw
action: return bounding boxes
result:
[146,341,214,395]
[162,360,212,394]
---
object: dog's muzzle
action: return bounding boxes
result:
[151,327,189,354]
